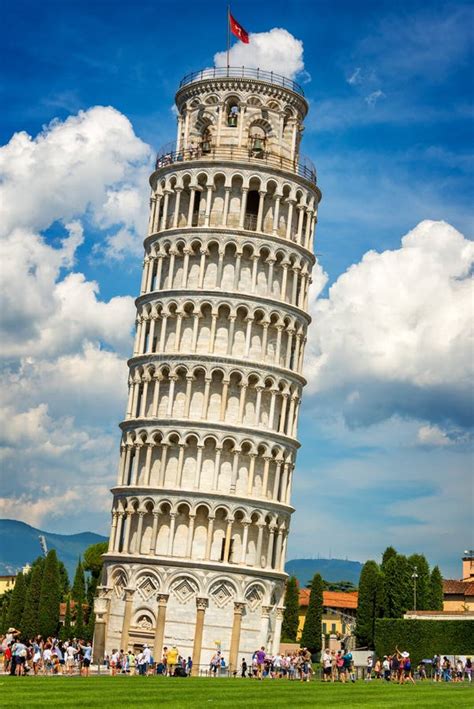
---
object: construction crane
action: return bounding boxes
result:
[38,535,48,557]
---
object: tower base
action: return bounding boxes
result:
[99,556,285,671]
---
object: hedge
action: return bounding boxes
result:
[375,619,474,664]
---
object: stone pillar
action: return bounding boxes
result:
[120,588,135,652]
[205,515,215,560]
[92,588,111,664]
[167,513,177,555]
[223,517,233,562]
[191,597,208,676]
[153,593,169,663]
[260,605,271,647]
[229,602,245,674]
[272,607,285,654]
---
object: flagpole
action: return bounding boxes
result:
[227,4,230,71]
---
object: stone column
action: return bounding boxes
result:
[204,185,214,227]
[187,188,196,227]
[151,511,160,554]
[167,513,177,555]
[205,515,215,560]
[186,514,196,558]
[153,593,169,663]
[272,607,285,654]
[229,602,245,674]
[286,200,295,240]
[256,190,266,232]
[222,186,231,227]
[135,512,145,554]
[260,605,272,647]
[238,187,248,229]
[212,447,222,490]
[120,588,135,652]
[256,523,265,567]
[241,522,250,564]
[272,195,281,235]
[191,597,208,676]
[151,375,161,417]
[92,588,111,664]
[223,517,233,562]
[172,188,182,229]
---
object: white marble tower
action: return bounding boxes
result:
[94,67,321,672]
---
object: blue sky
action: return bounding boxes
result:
[1,0,472,577]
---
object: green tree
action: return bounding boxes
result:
[322,580,357,592]
[21,558,44,638]
[60,597,73,641]
[356,560,382,647]
[38,549,61,637]
[74,598,85,639]
[83,541,108,609]
[429,566,444,610]
[72,558,86,601]
[7,571,27,630]
[58,560,70,598]
[0,589,13,634]
[281,576,300,642]
[300,572,324,654]
[83,541,108,578]
[383,554,412,618]
[381,546,398,569]
[408,553,431,610]
[85,599,96,642]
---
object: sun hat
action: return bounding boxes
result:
[402,651,410,658]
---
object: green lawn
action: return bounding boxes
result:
[0,675,472,708]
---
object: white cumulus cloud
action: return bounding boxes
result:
[305,220,474,429]
[214,28,305,80]
[0,106,149,531]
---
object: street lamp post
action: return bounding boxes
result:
[411,566,419,611]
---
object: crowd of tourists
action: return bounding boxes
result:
[1,628,92,676]
[2,626,472,684]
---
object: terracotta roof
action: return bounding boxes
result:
[443,579,474,596]
[299,589,358,610]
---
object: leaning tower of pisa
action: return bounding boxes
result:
[93,67,321,671]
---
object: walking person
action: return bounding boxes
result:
[255,647,266,680]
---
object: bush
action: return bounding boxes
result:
[375,619,474,664]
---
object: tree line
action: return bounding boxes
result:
[280,546,444,654]
[0,542,108,641]
[355,546,443,648]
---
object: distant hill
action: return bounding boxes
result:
[0,519,107,580]
[285,558,363,587]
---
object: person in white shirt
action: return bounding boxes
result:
[322,650,332,682]
[65,644,77,675]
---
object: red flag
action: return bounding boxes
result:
[230,13,249,44]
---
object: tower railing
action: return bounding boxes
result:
[154,142,317,185]
[178,66,305,96]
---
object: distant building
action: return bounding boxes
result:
[443,552,474,612]
[0,575,16,596]
[298,589,358,641]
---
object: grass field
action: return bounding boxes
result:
[1,676,472,708]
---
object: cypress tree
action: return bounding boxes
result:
[72,559,86,601]
[7,571,27,630]
[383,554,412,618]
[38,549,61,637]
[60,597,72,641]
[21,558,44,638]
[281,576,300,642]
[356,560,381,647]
[58,560,70,598]
[0,588,13,633]
[408,553,431,610]
[300,572,324,654]
[85,600,95,642]
[429,566,444,610]
[381,546,398,569]
[74,598,85,639]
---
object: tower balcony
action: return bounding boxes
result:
[178,66,306,97]
[154,141,317,185]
